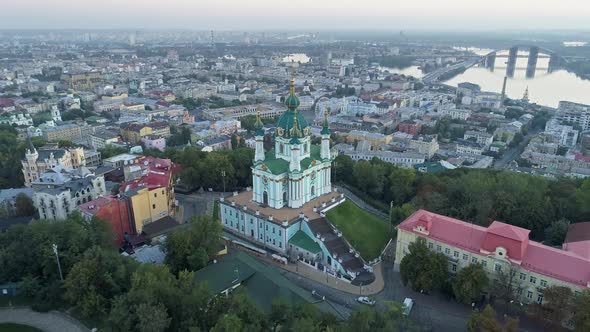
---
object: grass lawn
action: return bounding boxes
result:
[325,200,391,261]
[0,323,42,332]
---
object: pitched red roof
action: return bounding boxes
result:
[398,210,590,288]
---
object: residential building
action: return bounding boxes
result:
[42,122,92,142]
[33,174,106,220]
[455,139,486,155]
[409,135,439,158]
[439,108,471,121]
[545,119,579,147]
[102,153,141,169]
[21,142,86,187]
[0,113,33,126]
[397,120,422,136]
[89,129,121,150]
[464,130,494,147]
[344,130,392,148]
[61,71,102,90]
[396,210,590,306]
[141,135,166,152]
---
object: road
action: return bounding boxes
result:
[175,192,219,222]
[493,129,539,169]
[422,60,478,84]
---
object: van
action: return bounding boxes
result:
[402,297,414,316]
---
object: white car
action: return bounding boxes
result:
[402,297,414,316]
[357,296,376,306]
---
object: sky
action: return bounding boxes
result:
[1,0,590,30]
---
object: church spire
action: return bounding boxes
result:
[321,108,331,136]
[254,106,265,137]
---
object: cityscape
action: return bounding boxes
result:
[1,1,590,332]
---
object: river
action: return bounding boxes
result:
[443,49,590,108]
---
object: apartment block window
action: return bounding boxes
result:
[250,218,253,224]
[152,204,156,209]
[453,251,459,258]
[471,257,478,264]
[241,214,244,220]
[540,280,547,287]
[520,273,526,281]
[272,228,275,234]
[436,245,441,252]
[241,225,244,232]
[527,291,533,299]
[530,276,537,284]
[481,261,487,267]
[154,193,157,198]
[463,254,468,260]
[452,264,457,272]
[273,239,276,245]
[278,229,282,236]
[266,225,268,231]
[279,242,282,248]
[494,264,502,272]
[445,248,450,255]
[517,288,523,296]
[162,190,165,195]
[537,294,544,304]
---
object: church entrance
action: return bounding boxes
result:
[263,191,268,206]
[283,191,288,206]
[310,185,315,198]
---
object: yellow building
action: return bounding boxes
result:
[344,130,392,148]
[125,186,171,233]
[396,210,589,313]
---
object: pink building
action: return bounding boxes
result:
[396,209,590,305]
[142,135,166,152]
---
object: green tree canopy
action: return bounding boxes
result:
[453,263,489,305]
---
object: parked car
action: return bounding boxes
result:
[402,297,414,316]
[357,296,376,306]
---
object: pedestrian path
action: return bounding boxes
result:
[0,307,89,332]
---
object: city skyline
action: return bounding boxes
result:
[1,0,590,30]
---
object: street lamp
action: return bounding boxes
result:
[221,170,226,197]
[389,201,394,234]
[52,244,63,281]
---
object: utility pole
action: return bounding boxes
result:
[52,244,63,281]
[389,201,394,234]
[221,170,226,196]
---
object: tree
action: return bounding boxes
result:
[135,302,171,332]
[64,247,137,318]
[400,238,448,292]
[573,290,590,331]
[453,263,489,305]
[14,193,35,216]
[270,298,290,330]
[164,215,222,274]
[528,286,573,328]
[489,265,521,303]
[467,305,518,332]
[211,314,242,332]
[390,203,415,226]
[544,218,570,246]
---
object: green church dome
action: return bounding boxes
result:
[276,79,309,139]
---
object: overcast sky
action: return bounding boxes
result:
[1,0,590,30]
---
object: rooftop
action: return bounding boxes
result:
[223,190,341,225]
[398,210,590,287]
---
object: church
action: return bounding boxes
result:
[220,79,369,281]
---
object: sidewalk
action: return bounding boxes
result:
[254,252,385,295]
[335,185,388,220]
[0,307,89,332]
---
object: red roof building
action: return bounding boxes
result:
[396,209,590,303]
[78,196,132,245]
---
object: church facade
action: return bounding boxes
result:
[220,80,368,281]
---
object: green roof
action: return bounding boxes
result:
[276,110,309,139]
[289,231,322,254]
[260,145,322,175]
[194,251,344,317]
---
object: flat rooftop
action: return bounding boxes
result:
[223,190,342,225]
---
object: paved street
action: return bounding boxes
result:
[176,192,219,222]
[0,308,89,332]
[493,129,540,169]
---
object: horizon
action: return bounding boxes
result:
[2,0,590,30]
